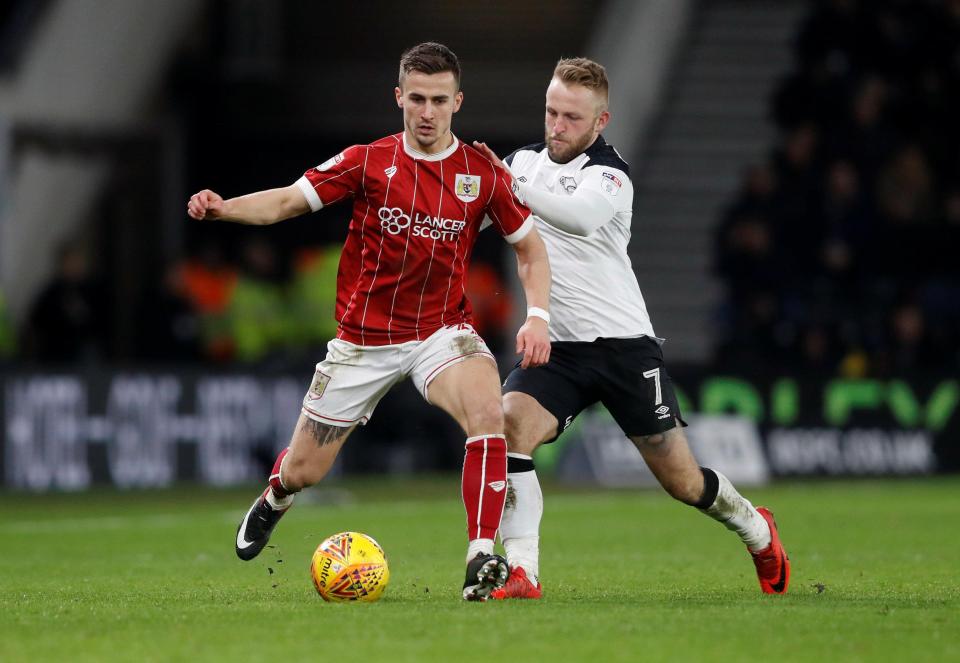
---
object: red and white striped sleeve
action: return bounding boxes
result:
[484,162,534,244]
[295,145,366,211]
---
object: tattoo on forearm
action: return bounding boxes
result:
[300,418,349,447]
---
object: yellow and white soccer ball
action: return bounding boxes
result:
[310,531,390,603]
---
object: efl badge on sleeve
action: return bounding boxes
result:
[455,174,481,203]
[317,152,344,172]
[600,171,622,196]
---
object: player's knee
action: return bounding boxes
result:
[503,415,538,455]
[503,406,521,441]
[466,397,504,436]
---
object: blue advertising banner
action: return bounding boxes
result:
[1,370,956,490]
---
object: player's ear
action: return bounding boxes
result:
[395,86,403,108]
[596,109,610,133]
[453,90,463,113]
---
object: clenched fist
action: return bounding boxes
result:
[187,189,225,221]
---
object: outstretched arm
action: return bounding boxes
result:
[511,226,552,369]
[187,184,310,225]
[473,140,614,237]
[516,185,614,237]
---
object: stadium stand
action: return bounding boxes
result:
[714,0,960,375]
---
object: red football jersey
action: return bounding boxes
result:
[296,133,533,345]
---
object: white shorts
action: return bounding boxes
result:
[300,324,496,427]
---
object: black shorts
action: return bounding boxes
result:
[503,336,686,442]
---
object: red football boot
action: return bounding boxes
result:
[490,566,543,600]
[751,507,790,594]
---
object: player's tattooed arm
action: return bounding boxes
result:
[300,418,352,447]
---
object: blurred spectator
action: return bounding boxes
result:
[725,163,780,220]
[878,301,941,373]
[714,290,786,369]
[716,212,779,295]
[180,243,238,361]
[289,244,341,353]
[769,123,822,274]
[22,243,108,363]
[833,76,895,179]
[465,261,513,354]
[0,288,15,360]
[875,144,936,225]
[135,263,202,362]
[798,324,841,373]
[226,239,289,363]
[944,189,960,226]
[817,159,872,278]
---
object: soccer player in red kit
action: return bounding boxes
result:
[187,42,552,600]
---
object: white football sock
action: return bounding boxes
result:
[700,470,771,551]
[265,488,294,510]
[500,453,542,584]
[467,538,495,562]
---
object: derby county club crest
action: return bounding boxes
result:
[455,174,481,203]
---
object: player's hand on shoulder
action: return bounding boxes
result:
[474,140,522,201]
[516,317,551,369]
[187,189,225,221]
[472,141,507,172]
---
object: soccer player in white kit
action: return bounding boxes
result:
[187,43,552,601]
[473,58,790,599]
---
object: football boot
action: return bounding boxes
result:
[235,488,290,561]
[490,566,542,600]
[751,506,790,594]
[462,552,509,601]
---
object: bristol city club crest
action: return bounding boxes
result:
[455,174,481,203]
[307,370,331,400]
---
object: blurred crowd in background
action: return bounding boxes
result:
[2,0,958,376]
[715,0,960,376]
[0,238,512,368]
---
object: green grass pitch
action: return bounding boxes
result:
[3,477,958,662]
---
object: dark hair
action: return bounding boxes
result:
[399,42,461,89]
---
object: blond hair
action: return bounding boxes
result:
[553,57,609,109]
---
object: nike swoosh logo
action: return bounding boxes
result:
[236,499,258,549]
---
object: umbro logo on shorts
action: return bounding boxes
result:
[655,405,671,419]
[487,481,506,492]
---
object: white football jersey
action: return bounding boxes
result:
[505,135,657,343]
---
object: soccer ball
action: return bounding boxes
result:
[310,531,390,602]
